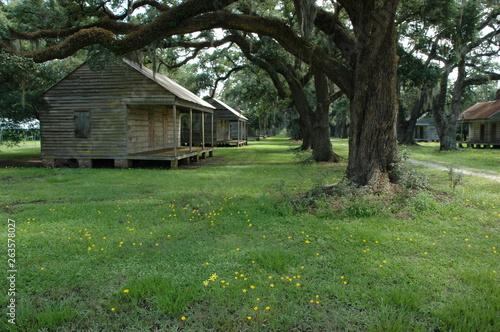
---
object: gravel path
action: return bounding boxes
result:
[408,159,500,183]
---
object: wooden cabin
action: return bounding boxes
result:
[41,59,215,168]
[181,97,248,147]
[208,97,248,147]
[414,114,439,142]
[459,99,500,149]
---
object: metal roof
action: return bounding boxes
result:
[123,59,215,111]
[206,97,248,121]
[460,100,500,121]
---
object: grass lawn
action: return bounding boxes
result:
[0,141,40,159]
[404,142,500,174]
[0,138,499,331]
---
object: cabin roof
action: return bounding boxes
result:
[206,97,248,121]
[123,59,214,110]
[415,114,434,125]
[460,100,500,121]
[43,59,214,111]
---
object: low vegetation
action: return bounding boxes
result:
[1,138,498,331]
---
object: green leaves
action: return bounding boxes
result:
[0,51,82,147]
[397,47,440,87]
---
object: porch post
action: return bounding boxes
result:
[173,105,177,157]
[211,112,214,148]
[189,108,193,153]
[201,111,205,148]
[238,120,241,141]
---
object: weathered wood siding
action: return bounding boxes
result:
[213,107,247,141]
[41,62,177,159]
[127,105,181,153]
[414,116,439,141]
[230,122,240,140]
[469,121,500,143]
[217,119,230,141]
[40,107,127,159]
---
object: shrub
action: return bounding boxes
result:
[391,147,429,190]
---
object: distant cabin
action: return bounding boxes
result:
[182,97,248,147]
[206,97,248,147]
[41,59,215,168]
[459,99,500,149]
[414,115,439,142]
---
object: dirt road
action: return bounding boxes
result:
[408,159,500,183]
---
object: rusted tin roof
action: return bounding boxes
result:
[460,100,500,120]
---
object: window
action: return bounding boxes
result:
[74,111,91,138]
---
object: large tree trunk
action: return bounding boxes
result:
[285,71,314,151]
[299,119,312,150]
[433,61,464,151]
[311,66,339,162]
[281,63,337,159]
[398,89,427,145]
[340,121,349,138]
[291,0,338,161]
[345,1,400,189]
[440,60,466,151]
[437,122,458,151]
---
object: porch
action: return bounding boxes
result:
[216,139,247,147]
[42,146,214,169]
[128,146,214,168]
[460,141,500,149]
[125,103,215,168]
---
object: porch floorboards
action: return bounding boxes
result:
[216,140,247,147]
[129,147,214,160]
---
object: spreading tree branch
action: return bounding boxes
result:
[212,65,245,97]
[227,32,288,99]
[314,7,356,65]
[464,72,500,87]
[103,0,171,20]
[3,1,354,96]
[156,36,236,69]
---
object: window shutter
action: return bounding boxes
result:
[74,111,90,138]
